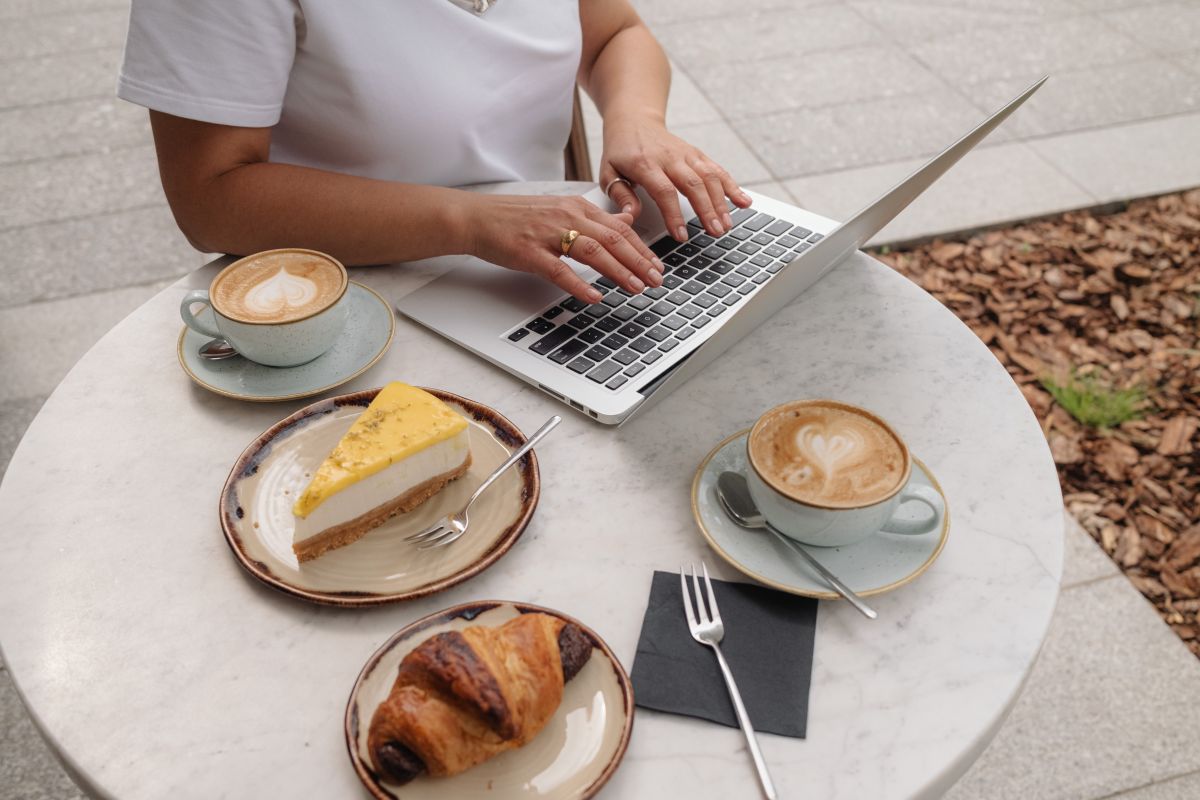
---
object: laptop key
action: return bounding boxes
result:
[750,254,772,268]
[693,234,715,248]
[693,293,718,308]
[586,361,621,383]
[543,306,564,320]
[663,252,686,267]
[678,243,701,257]
[808,232,824,242]
[568,315,592,330]
[778,235,800,248]
[596,277,618,290]
[579,328,606,344]
[789,225,812,238]
[691,315,712,329]
[661,315,687,331]
[508,329,530,342]
[688,255,714,270]
[602,293,626,307]
[768,261,787,273]
[602,333,629,349]
[549,340,588,364]
[716,236,739,250]
[633,311,660,327]
[624,363,646,376]
[681,280,706,294]
[764,244,787,258]
[736,262,758,277]
[610,308,636,323]
[710,261,735,275]
[738,241,761,254]
[659,339,680,352]
[562,297,587,313]
[527,318,555,334]
[606,375,629,390]
[707,304,728,317]
[677,304,703,319]
[730,206,757,226]
[629,337,656,354]
[661,275,683,290]
[613,348,639,365]
[738,283,756,295]
[666,290,691,305]
[751,233,773,246]
[628,295,653,310]
[650,236,678,258]
[651,301,675,316]
[753,273,770,284]
[568,357,596,374]
[585,304,611,318]
[722,293,740,306]
[794,242,811,254]
[765,219,793,236]
[675,326,696,340]
[705,283,732,299]
[675,265,698,279]
[743,213,775,231]
[530,326,575,355]
[723,251,748,264]
[722,273,747,287]
[702,246,725,259]
[584,345,612,361]
[617,322,645,338]
[729,227,753,241]
[646,326,671,342]
[696,270,721,285]
[645,286,669,299]
[644,351,663,364]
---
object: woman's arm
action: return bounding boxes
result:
[578,0,752,242]
[149,111,662,302]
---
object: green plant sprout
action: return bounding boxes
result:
[1040,370,1146,429]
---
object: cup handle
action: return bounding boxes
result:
[180,289,221,338]
[880,484,944,535]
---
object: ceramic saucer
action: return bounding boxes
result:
[220,388,539,606]
[691,430,950,599]
[345,601,633,800]
[177,281,394,402]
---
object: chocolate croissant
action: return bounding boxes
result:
[368,612,593,784]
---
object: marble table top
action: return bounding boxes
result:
[0,183,1063,799]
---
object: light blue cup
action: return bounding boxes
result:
[746,400,945,547]
[180,249,350,368]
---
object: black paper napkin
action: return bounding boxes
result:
[630,570,818,738]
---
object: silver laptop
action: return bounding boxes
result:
[397,77,1046,425]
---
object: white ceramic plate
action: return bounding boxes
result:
[220,388,539,606]
[345,602,634,800]
[178,281,395,402]
[692,430,950,599]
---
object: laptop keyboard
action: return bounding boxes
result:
[504,206,824,391]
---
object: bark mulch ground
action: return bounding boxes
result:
[873,188,1200,659]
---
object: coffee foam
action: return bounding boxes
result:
[213,251,344,323]
[750,402,906,507]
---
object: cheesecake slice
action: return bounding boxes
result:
[291,382,472,562]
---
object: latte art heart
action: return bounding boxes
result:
[244,268,319,315]
[750,401,907,507]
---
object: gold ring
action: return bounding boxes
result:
[604,176,633,198]
[560,229,580,255]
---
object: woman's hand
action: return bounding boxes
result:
[460,193,664,303]
[599,113,753,242]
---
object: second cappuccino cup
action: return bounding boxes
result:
[180,248,349,368]
[745,399,944,547]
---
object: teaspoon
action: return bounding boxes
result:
[198,338,238,361]
[716,471,877,619]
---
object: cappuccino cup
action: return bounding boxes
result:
[745,400,944,547]
[180,248,349,367]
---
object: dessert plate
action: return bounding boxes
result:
[692,430,949,599]
[346,601,634,800]
[177,281,394,402]
[220,388,539,606]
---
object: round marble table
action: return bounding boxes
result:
[0,183,1063,799]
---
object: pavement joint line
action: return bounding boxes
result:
[0,200,164,236]
[1097,767,1200,799]
[0,140,150,171]
[0,91,122,114]
[646,0,846,29]
[0,273,190,312]
[1024,137,1102,205]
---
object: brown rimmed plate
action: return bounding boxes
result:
[220,388,539,606]
[345,601,634,800]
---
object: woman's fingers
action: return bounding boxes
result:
[583,218,662,288]
[529,251,602,303]
[601,167,642,218]
[567,233,647,294]
[666,160,724,237]
[692,156,733,232]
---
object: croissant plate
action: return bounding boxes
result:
[367,612,594,784]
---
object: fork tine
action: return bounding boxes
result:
[414,525,459,547]
[418,528,464,550]
[404,523,445,543]
[680,566,698,629]
[701,562,721,623]
[691,563,710,625]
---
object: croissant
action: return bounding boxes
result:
[367,612,593,784]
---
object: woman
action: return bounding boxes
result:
[119,0,751,303]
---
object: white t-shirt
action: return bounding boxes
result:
[118,1,582,186]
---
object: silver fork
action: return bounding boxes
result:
[404,415,561,549]
[681,563,779,800]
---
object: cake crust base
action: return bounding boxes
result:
[293,454,472,563]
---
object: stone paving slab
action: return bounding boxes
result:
[0,396,44,481]
[1062,513,1119,588]
[848,0,1081,42]
[0,97,150,165]
[1172,47,1200,76]
[631,0,822,26]
[0,48,121,108]
[1099,2,1200,55]
[0,145,163,230]
[959,58,1200,139]
[0,662,84,800]
[0,204,197,309]
[1028,112,1200,202]
[783,141,1095,245]
[0,0,123,19]
[0,8,127,61]
[1112,772,1200,800]
[944,574,1200,800]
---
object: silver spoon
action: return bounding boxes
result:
[716,471,877,620]
[198,338,238,360]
